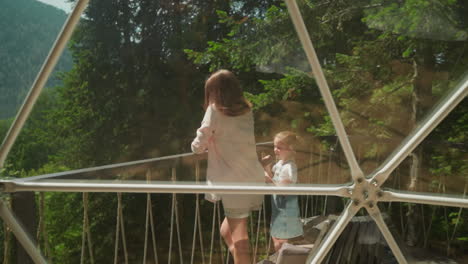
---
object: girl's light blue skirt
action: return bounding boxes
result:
[270,195,303,239]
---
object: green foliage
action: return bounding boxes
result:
[1,0,467,261]
[429,100,468,189]
[185,3,308,75]
[44,191,83,263]
[0,163,20,180]
[2,89,61,172]
[0,118,12,138]
[0,0,72,119]
[363,0,467,41]
[246,69,314,109]
[307,115,335,136]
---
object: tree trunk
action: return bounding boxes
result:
[406,46,434,246]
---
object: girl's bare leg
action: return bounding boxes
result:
[220,217,251,264]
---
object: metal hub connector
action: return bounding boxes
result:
[348,178,382,210]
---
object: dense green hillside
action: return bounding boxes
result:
[0,0,72,119]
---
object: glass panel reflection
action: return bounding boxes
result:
[378,201,467,263]
[382,100,467,196]
[14,142,353,187]
[1,1,466,263]
[298,0,468,176]
[3,1,353,186]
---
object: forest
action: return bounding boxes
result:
[0,0,72,120]
[0,0,467,263]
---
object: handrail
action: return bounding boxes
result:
[11,152,201,182]
[6,142,273,183]
[2,180,351,197]
[0,141,354,197]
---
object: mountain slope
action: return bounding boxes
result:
[0,0,72,119]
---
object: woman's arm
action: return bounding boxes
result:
[264,171,273,183]
[262,155,274,183]
[264,166,273,183]
[191,106,216,154]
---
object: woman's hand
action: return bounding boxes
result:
[264,173,273,183]
[261,154,273,168]
[262,154,274,183]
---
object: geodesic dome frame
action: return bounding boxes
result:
[0,0,467,263]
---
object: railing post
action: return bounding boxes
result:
[12,192,37,264]
[0,199,46,264]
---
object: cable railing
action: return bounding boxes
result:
[1,139,467,264]
[0,142,352,196]
[0,143,352,264]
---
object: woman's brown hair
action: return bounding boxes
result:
[204,69,251,116]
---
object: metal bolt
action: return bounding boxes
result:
[357,178,364,183]
[377,191,384,197]
[353,199,360,206]
[363,190,369,200]
[368,202,374,208]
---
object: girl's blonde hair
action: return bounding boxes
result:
[204,69,251,116]
[275,131,302,152]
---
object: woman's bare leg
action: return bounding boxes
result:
[272,237,288,252]
[220,218,234,251]
[220,217,251,264]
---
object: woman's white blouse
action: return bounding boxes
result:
[191,104,264,209]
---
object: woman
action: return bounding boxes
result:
[191,70,264,264]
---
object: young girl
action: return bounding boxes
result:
[263,131,304,252]
[191,69,264,264]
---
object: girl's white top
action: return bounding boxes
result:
[191,104,264,209]
[272,160,298,186]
